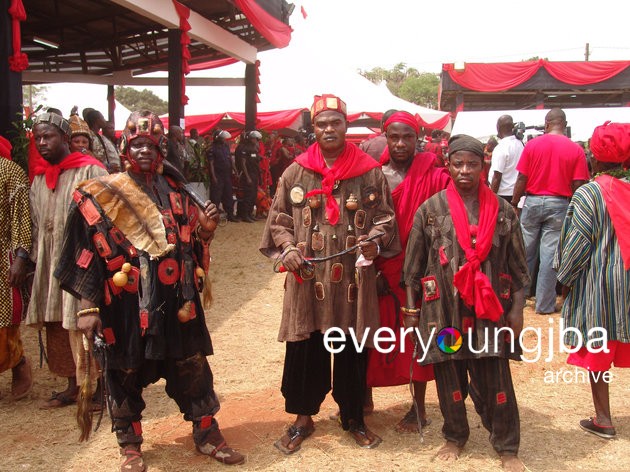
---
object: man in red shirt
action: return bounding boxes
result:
[511,108,589,314]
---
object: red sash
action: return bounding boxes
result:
[296,143,379,225]
[32,151,105,190]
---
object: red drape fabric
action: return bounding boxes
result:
[189,57,238,71]
[8,0,28,72]
[234,0,292,48]
[444,60,630,92]
[595,175,630,270]
[172,0,191,105]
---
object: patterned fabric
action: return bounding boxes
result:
[403,191,530,364]
[260,162,400,345]
[26,164,108,329]
[554,181,630,347]
[433,358,520,455]
[55,172,213,370]
[0,159,32,328]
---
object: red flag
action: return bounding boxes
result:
[301,5,308,18]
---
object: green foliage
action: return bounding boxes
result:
[359,63,440,109]
[115,86,168,115]
[9,105,43,174]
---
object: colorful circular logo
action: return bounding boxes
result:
[437,327,463,354]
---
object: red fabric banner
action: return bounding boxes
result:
[172,0,191,105]
[234,0,292,48]
[444,60,630,92]
[8,0,28,72]
[189,57,238,71]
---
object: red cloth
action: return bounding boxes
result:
[32,152,105,190]
[234,0,292,48]
[595,175,630,270]
[384,111,419,134]
[567,341,630,371]
[516,134,589,197]
[590,122,630,163]
[8,0,28,72]
[368,154,450,386]
[172,0,191,105]
[447,181,503,322]
[0,136,12,160]
[296,143,379,225]
[444,60,630,92]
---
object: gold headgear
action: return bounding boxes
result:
[310,94,347,120]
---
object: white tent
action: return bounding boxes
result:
[452,108,630,142]
[37,83,133,128]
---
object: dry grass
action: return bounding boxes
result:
[1,220,629,471]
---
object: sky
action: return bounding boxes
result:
[40,0,630,123]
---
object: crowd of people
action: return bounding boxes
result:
[0,97,628,472]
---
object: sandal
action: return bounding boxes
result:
[579,417,616,439]
[274,423,315,455]
[395,405,431,433]
[120,445,146,472]
[39,391,77,409]
[348,421,382,449]
[197,440,245,465]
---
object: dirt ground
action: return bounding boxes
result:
[1,219,629,472]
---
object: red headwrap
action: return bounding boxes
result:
[311,94,347,120]
[590,121,630,164]
[383,111,420,135]
[0,136,12,160]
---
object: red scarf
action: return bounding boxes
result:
[446,180,503,322]
[296,143,379,225]
[595,174,630,270]
[32,151,105,190]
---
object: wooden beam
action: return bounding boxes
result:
[110,0,257,64]
[22,71,245,87]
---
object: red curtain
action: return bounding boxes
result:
[227,109,303,129]
[233,0,292,48]
[544,61,630,85]
[347,111,450,130]
[190,57,238,71]
[161,113,226,135]
[444,60,630,92]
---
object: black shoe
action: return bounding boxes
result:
[244,215,256,223]
[227,215,240,222]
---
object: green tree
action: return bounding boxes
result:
[115,86,168,115]
[360,63,439,109]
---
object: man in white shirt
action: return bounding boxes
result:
[489,115,523,201]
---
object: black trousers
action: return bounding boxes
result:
[108,352,221,446]
[210,168,234,216]
[282,331,367,430]
[237,168,259,218]
[433,357,520,455]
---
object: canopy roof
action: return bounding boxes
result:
[20,0,292,80]
[440,60,630,111]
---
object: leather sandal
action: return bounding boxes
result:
[120,445,146,472]
[39,391,77,409]
[197,440,245,465]
[274,423,315,455]
[348,421,382,449]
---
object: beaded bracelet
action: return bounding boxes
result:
[400,306,420,316]
[76,307,100,318]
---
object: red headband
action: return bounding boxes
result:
[384,111,420,135]
[590,121,630,164]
